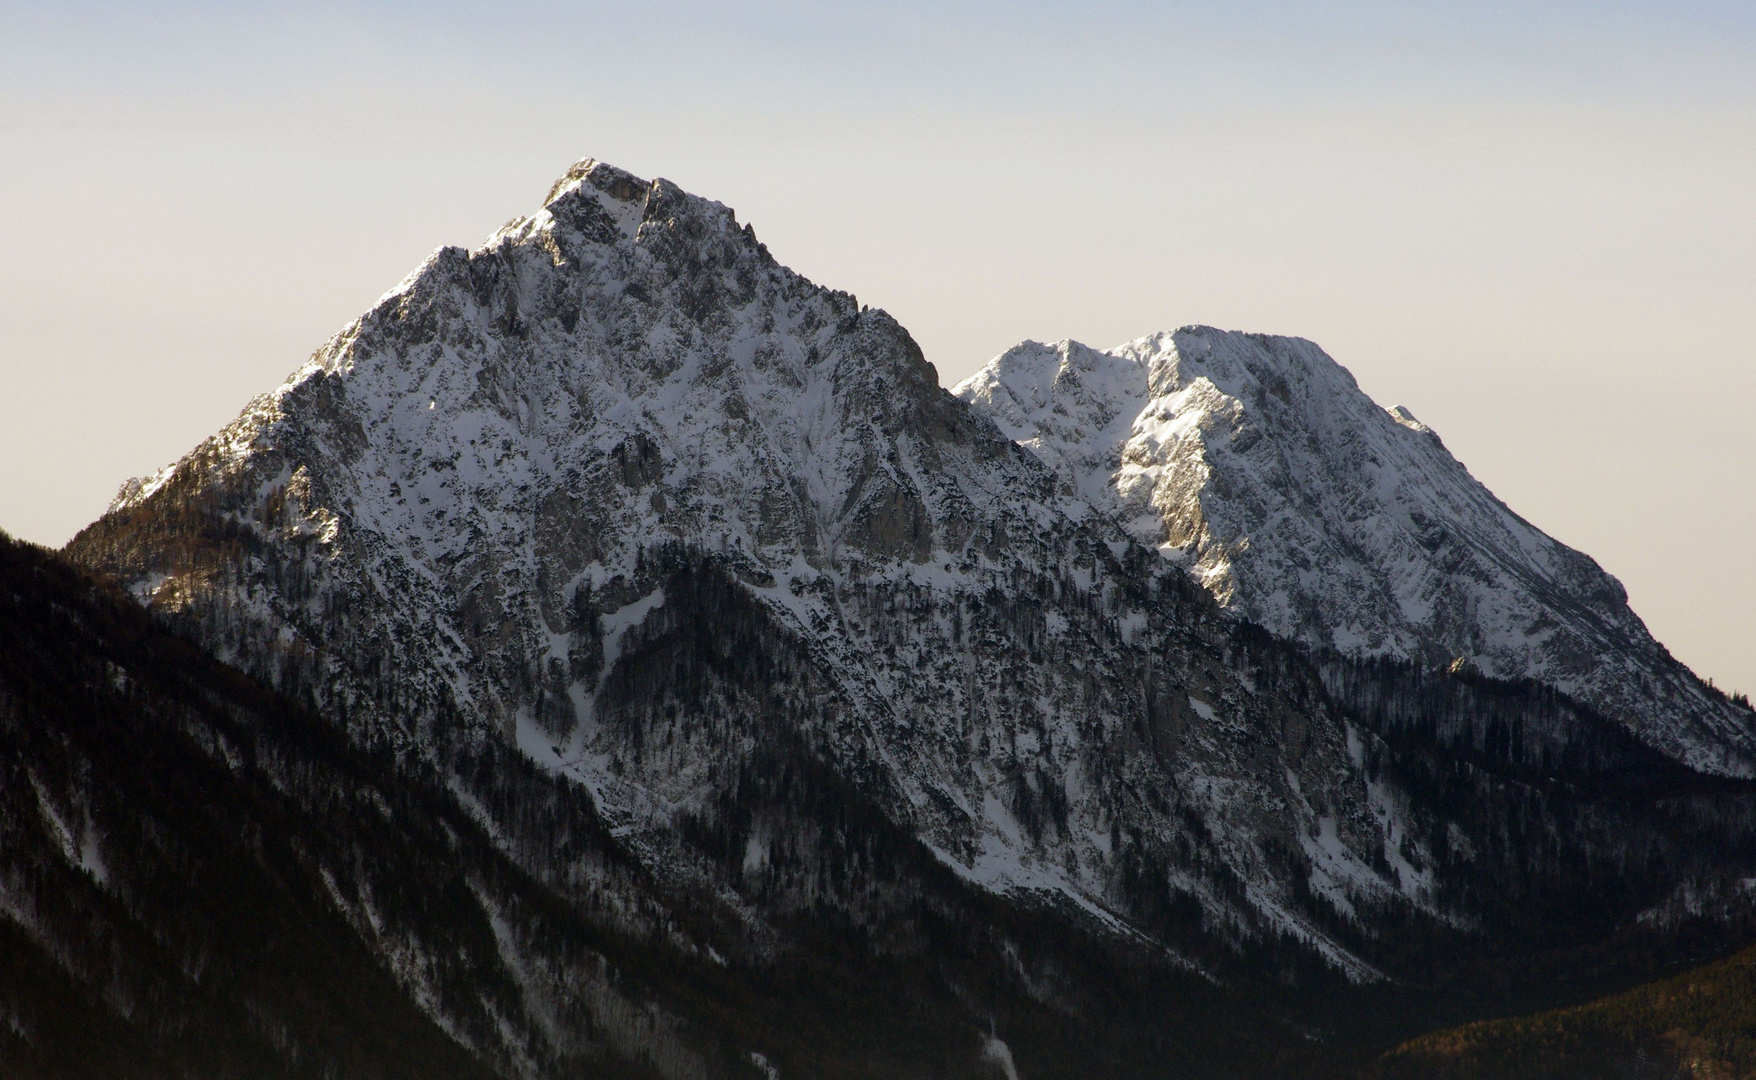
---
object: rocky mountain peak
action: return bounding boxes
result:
[60,158,1756,1025]
[544,157,648,207]
[957,327,1756,775]
[67,162,1424,977]
[39,157,1756,1080]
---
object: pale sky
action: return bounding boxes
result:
[3,1,1753,694]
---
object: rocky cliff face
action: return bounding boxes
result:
[955,330,1756,776]
[61,160,1756,1076]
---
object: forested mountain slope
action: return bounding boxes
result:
[1374,941,1756,1079]
[0,531,1353,1078]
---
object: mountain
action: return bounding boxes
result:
[954,331,1756,777]
[66,157,1397,969]
[57,159,1756,1076]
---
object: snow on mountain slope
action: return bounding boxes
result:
[42,155,1756,1076]
[955,329,1756,775]
[67,161,1433,977]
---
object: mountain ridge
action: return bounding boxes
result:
[69,159,1403,971]
[53,157,1756,1077]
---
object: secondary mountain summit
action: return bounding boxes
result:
[956,331,1755,776]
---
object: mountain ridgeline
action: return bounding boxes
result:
[45,158,1756,1078]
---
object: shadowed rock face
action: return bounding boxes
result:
[60,159,1756,1076]
[957,330,1756,776]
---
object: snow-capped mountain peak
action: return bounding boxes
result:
[44,157,1756,1079]
[78,162,1426,975]
[956,327,1756,774]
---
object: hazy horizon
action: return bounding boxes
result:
[3,1,1752,694]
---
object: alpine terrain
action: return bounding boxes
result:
[36,158,1756,1078]
[956,332,1756,777]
